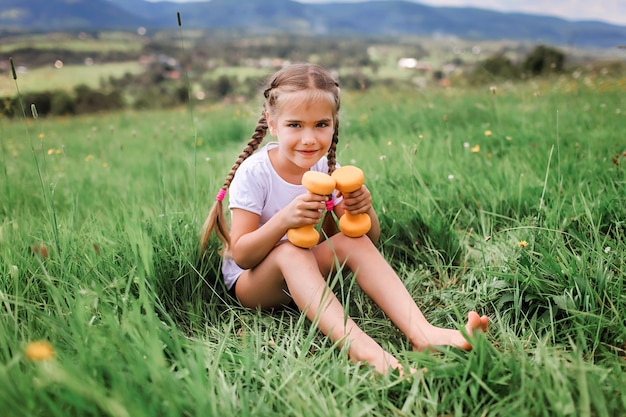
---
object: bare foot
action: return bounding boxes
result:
[412,311,489,351]
[348,336,417,375]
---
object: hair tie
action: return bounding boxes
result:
[216,189,227,202]
[325,200,334,211]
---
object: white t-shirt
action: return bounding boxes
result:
[222,142,342,290]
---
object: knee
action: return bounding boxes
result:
[328,233,375,255]
[275,241,317,261]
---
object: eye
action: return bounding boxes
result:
[287,122,301,128]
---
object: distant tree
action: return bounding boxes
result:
[482,54,521,79]
[213,75,235,98]
[523,45,565,76]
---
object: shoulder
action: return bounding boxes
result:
[229,148,272,214]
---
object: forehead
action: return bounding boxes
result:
[275,90,336,119]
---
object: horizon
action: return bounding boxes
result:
[144,0,626,27]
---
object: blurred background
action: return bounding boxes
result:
[1,0,625,116]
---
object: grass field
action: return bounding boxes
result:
[0,62,145,96]
[0,70,625,416]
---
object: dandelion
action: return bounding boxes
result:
[25,340,55,361]
[604,246,611,253]
[47,149,54,155]
[85,154,94,162]
[387,141,392,146]
[205,157,211,164]
[484,130,493,137]
[471,145,480,153]
[102,162,109,168]
[38,133,45,139]
[518,240,528,248]
[418,134,424,139]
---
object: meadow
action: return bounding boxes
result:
[0,69,625,416]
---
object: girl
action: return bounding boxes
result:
[201,63,488,374]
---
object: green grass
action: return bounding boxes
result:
[0,32,146,54]
[1,72,625,416]
[0,62,145,96]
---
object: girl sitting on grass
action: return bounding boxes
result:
[200,63,488,374]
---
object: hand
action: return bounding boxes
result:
[282,192,328,229]
[341,185,372,214]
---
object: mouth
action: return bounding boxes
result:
[297,149,319,156]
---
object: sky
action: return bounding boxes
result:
[146,0,626,26]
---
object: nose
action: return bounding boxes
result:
[301,128,316,144]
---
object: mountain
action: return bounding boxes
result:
[0,0,149,30]
[1,0,625,48]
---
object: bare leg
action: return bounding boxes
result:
[235,242,404,374]
[314,234,488,351]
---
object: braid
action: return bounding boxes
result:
[223,108,268,188]
[200,108,268,254]
[321,119,340,240]
[326,119,339,175]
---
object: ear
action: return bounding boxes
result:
[266,111,276,137]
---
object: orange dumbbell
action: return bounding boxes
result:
[287,171,336,248]
[331,166,371,238]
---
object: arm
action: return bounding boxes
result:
[230,192,328,269]
[333,184,381,244]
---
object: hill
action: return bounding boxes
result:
[0,0,625,48]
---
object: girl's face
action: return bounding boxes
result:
[267,92,335,178]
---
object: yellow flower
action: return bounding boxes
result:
[387,141,392,146]
[38,133,45,139]
[484,130,493,137]
[25,340,55,361]
[518,240,528,248]
[85,154,94,162]
[470,145,480,153]
[47,149,54,155]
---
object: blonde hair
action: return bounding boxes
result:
[200,63,341,253]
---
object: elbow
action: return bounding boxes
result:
[231,246,256,270]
